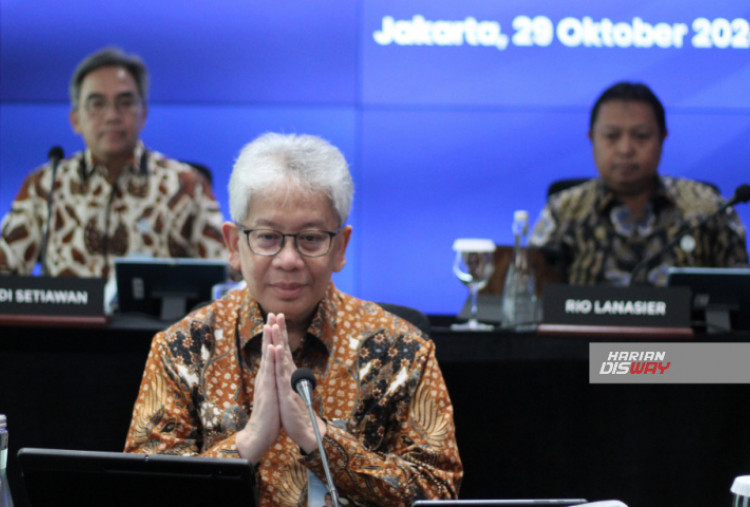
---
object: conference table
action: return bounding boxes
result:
[1,313,749,507]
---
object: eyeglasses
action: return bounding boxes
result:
[83,94,142,117]
[240,228,339,258]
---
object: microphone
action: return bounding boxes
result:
[48,146,65,166]
[291,368,339,507]
[40,146,65,276]
[629,183,750,285]
[728,184,750,206]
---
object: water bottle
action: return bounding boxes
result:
[0,414,13,507]
[501,210,538,331]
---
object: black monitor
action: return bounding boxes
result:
[666,267,750,332]
[114,257,228,321]
[17,448,255,507]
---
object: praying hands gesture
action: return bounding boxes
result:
[235,313,327,464]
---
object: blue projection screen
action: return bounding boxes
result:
[1,0,749,314]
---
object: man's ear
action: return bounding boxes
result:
[332,225,352,273]
[137,103,148,131]
[70,108,82,134]
[222,222,242,272]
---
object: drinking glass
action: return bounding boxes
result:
[732,476,750,506]
[451,238,496,331]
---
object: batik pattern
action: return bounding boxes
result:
[0,143,226,277]
[530,176,748,285]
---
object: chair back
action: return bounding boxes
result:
[547,177,591,198]
[377,302,431,336]
[547,177,721,199]
[182,161,213,185]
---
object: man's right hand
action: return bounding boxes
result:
[235,315,284,464]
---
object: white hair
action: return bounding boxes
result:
[228,133,354,225]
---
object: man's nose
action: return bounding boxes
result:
[273,237,304,266]
[616,135,635,155]
[103,101,124,120]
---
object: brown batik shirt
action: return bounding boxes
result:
[530,176,749,285]
[124,283,463,506]
[0,143,226,277]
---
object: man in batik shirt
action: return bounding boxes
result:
[124,133,463,505]
[0,47,225,278]
[530,81,748,286]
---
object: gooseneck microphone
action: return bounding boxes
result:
[291,368,339,507]
[629,183,750,285]
[40,146,65,276]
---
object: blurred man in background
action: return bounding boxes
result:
[530,81,748,285]
[0,47,225,278]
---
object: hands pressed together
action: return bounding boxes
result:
[236,313,327,465]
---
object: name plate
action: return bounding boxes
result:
[541,284,692,329]
[0,276,106,317]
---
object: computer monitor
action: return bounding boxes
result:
[114,257,228,321]
[17,448,256,507]
[666,267,750,332]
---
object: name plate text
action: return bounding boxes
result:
[0,276,106,317]
[542,284,692,328]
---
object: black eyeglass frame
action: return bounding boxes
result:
[239,227,340,258]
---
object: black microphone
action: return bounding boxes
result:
[291,368,339,507]
[629,183,750,285]
[728,184,750,206]
[48,146,64,166]
[40,146,65,276]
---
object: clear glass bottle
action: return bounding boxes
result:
[0,414,13,507]
[501,210,539,331]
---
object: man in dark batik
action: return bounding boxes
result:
[531,81,748,285]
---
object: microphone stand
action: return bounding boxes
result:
[629,185,750,286]
[292,368,340,507]
[302,387,339,507]
[41,147,64,276]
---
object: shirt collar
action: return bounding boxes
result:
[594,175,673,215]
[652,177,677,209]
[82,141,145,180]
[237,282,340,354]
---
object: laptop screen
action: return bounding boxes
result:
[18,448,256,507]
